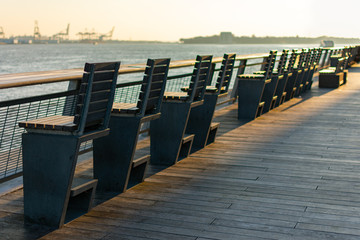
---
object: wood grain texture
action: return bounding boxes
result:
[2,64,360,239]
[0,53,270,90]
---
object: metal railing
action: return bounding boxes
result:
[0,49,336,183]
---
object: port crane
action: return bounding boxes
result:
[0,27,4,38]
[34,21,41,39]
[76,28,98,41]
[53,24,70,40]
[99,27,115,41]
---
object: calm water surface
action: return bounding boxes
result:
[0,43,319,101]
[0,43,319,74]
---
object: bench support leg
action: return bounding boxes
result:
[300,69,310,94]
[93,116,141,193]
[237,79,266,120]
[294,70,306,97]
[261,75,279,114]
[22,133,79,228]
[274,74,288,107]
[186,93,218,153]
[150,102,191,166]
[304,67,315,91]
[284,72,298,101]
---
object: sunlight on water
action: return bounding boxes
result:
[0,43,318,101]
[0,43,318,74]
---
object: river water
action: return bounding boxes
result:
[0,43,321,74]
[0,43,319,101]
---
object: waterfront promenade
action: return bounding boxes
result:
[2,64,360,239]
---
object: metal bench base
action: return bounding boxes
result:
[186,93,219,153]
[22,132,97,228]
[206,122,220,146]
[128,155,150,189]
[319,72,345,88]
[93,114,159,193]
[284,71,299,101]
[150,101,193,166]
[237,79,268,120]
[261,75,280,114]
[178,134,195,160]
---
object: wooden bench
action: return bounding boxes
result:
[150,55,213,165]
[293,48,309,96]
[185,54,236,152]
[266,49,295,108]
[284,49,302,101]
[349,46,360,65]
[261,49,289,112]
[18,61,120,228]
[237,50,277,120]
[93,58,170,192]
[353,45,360,63]
[297,48,314,95]
[305,48,323,91]
[319,54,346,88]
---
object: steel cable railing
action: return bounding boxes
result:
[0,49,334,182]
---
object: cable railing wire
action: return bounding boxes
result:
[0,50,332,183]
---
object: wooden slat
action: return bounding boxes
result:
[84,62,120,72]
[18,115,75,131]
[83,71,116,83]
[112,102,138,114]
[163,92,188,101]
[0,53,273,90]
[146,73,166,82]
[85,109,106,125]
[6,63,360,239]
[91,80,113,92]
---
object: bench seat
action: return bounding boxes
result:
[181,86,224,93]
[163,92,189,101]
[206,122,220,146]
[239,74,265,79]
[319,68,337,74]
[128,155,150,188]
[112,102,139,114]
[178,133,195,160]
[253,70,266,75]
[70,178,98,197]
[19,115,76,131]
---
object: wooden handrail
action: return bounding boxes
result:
[0,52,268,90]
[0,46,346,90]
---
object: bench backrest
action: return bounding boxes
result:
[330,54,343,68]
[326,49,334,66]
[313,48,322,66]
[263,50,277,80]
[303,49,312,68]
[137,58,170,116]
[331,56,345,73]
[277,49,289,75]
[215,53,236,94]
[74,62,120,135]
[294,49,305,70]
[187,55,213,103]
[286,50,298,72]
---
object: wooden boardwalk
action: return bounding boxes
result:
[2,65,360,239]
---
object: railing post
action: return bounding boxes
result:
[63,80,79,116]
[230,59,247,99]
[207,62,217,86]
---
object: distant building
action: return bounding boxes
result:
[220,32,234,44]
[320,40,334,47]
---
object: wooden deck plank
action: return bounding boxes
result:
[3,65,360,239]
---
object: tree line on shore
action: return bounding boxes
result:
[180,34,360,44]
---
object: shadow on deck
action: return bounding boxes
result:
[2,65,360,239]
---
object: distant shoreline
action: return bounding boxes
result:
[180,32,360,45]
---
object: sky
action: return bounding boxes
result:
[1,0,359,42]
